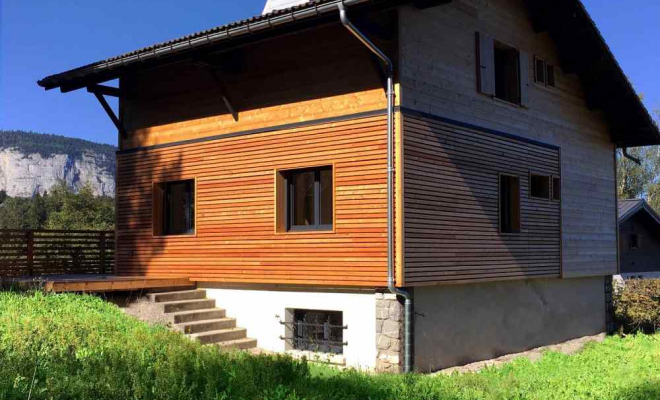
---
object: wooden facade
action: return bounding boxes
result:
[401,111,561,284]
[109,0,637,288]
[398,0,617,278]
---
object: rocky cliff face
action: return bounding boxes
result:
[0,148,115,197]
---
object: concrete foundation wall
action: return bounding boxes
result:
[414,277,606,372]
[200,284,377,369]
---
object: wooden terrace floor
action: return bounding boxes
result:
[1,274,192,293]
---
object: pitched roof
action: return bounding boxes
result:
[619,199,660,226]
[37,0,659,147]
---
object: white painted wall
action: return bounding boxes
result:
[201,285,377,369]
[262,0,310,14]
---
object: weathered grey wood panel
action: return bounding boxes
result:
[398,0,617,278]
[402,112,561,284]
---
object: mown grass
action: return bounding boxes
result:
[1,291,659,400]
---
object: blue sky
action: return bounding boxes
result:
[1,0,658,146]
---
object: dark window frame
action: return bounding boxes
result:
[284,166,333,232]
[493,40,522,105]
[552,176,561,202]
[534,56,556,88]
[629,233,639,250]
[499,173,522,234]
[153,179,196,237]
[529,173,551,200]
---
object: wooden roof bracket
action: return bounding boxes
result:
[87,85,128,139]
[195,61,239,122]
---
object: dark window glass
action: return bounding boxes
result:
[530,174,551,199]
[293,309,343,354]
[630,234,639,250]
[154,180,195,236]
[547,65,556,87]
[494,41,520,104]
[286,166,333,231]
[500,175,521,234]
[535,58,546,84]
[552,177,561,201]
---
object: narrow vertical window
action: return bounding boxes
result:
[629,234,639,250]
[494,41,521,104]
[552,177,561,201]
[500,175,521,234]
[547,65,556,87]
[153,179,195,236]
[535,57,546,85]
[285,166,333,231]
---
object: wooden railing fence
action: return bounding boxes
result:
[0,230,115,277]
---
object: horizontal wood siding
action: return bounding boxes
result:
[398,0,617,277]
[403,113,561,284]
[116,115,390,286]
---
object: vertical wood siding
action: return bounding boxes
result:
[116,115,391,286]
[398,0,617,278]
[402,113,561,284]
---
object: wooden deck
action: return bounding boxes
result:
[2,275,193,293]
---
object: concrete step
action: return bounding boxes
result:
[169,308,226,324]
[176,318,237,334]
[149,290,207,303]
[217,338,258,350]
[192,328,247,345]
[162,299,216,313]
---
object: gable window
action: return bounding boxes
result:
[282,166,333,231]
[629,234,639,250]
[530,174,551,199]
[552,177,561,201]
[499,174,521,234]
[153,179,195,236]
[534,57,556,88]
[477,32,530,107]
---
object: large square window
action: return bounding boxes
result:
[153,179,195,236]
[283,166,333,231]
[530,174,551,199]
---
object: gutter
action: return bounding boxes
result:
[338,4,414,373]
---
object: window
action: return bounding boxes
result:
[292,309,344,354]
[153,179,195,236]
[530,174,551,199]
[630,234,639,250]
[282,166,333,231]
[500,175,521,234]
[534,57,556,88]
[552,177,561,201]
[494,41,521,104]
[477,32,530,107]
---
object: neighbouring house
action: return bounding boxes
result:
[618,199,660,279]
[38,0,660,372]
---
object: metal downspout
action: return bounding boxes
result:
[338,3,414,373]
[622,148,641,165]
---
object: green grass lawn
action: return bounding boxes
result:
[1,291,658,400]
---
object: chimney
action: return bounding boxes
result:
[262,0,310,15]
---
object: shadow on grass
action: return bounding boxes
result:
[616,381,660,400]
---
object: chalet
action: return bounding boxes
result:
[38,0,660,372]
[618,199,660,279]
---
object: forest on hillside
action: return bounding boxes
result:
[0,130,116,172]
[0,182,114,231]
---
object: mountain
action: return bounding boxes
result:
[0,130,116,197]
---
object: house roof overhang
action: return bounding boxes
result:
[37,0,659,147]
[619,199,660,226]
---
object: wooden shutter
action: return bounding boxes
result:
[476,32,495,96]
[519,51,531,107]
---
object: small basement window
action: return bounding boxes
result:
[292,309,344,354]
[153,179,195,236]
[500,174,521,234]
[280,166,333,232]
[530,174,551,199]
[552,177,561,201]
[494,41,521,104]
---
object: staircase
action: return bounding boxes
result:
[148,289,257,350]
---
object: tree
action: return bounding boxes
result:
[44,181,115,230]
[617,145,660,211]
